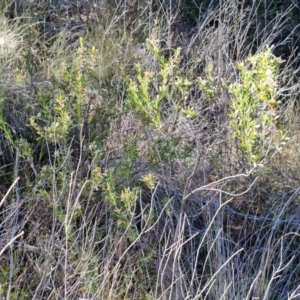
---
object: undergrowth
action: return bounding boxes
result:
[1,0,300,299]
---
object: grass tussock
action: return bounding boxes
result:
[1,0,300,299]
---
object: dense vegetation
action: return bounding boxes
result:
[1,0,300,299]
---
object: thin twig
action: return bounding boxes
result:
[0,177,20,208]
[0,231,24,257]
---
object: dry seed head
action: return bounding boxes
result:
[0,18,23,58]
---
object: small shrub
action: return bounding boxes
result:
[228,47,285,165]
[127,38,193,130]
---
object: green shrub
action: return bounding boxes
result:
[228,47,286,165]
[127,38,193,129]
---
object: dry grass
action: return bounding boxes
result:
[1,0,300,299]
